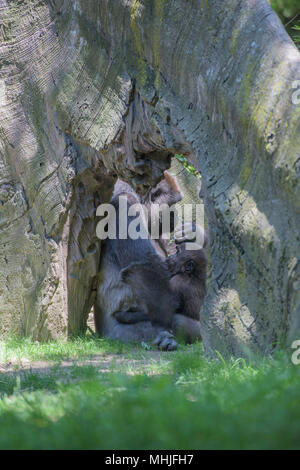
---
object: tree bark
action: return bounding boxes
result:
[0,0,299,355]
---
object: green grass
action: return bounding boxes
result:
[271,0,300,49]
[292,22,300,47]
[0,335,133,363]
[0,337,299,449]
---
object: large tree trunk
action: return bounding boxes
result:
[0,0,299,355]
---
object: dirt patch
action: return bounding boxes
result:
[0,350,172,378]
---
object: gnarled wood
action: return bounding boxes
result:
[0,0,299,356]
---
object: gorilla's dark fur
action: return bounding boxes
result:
[94,171,207,348]
[119,242,207,343]
[94,177,178,350]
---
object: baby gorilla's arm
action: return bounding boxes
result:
[114,311,177,351]
[172,314,201,343]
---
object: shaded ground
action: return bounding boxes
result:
[0,350,171,377]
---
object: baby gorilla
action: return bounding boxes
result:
[118,242,207,343]
[168,243,207,343]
